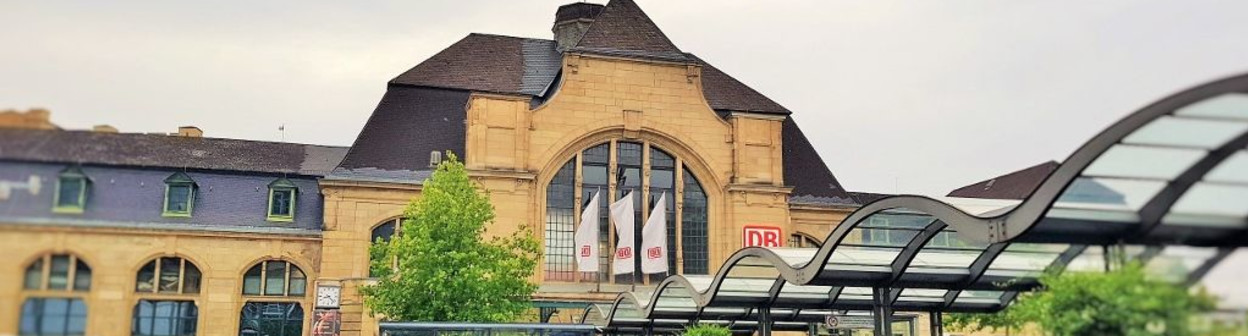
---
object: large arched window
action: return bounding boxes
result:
[239,260,306,336]
[21,253,91,336]
[543,140,710,283]
[133,256,201,336]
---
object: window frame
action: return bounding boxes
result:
[131,299,198,336]
[241,260,307,297]
[52,168,89,214]
[135,256,202,295]
[266,179,298,222]
[162,173,197,218]
[19,297,88,336]
[24,254,91,292]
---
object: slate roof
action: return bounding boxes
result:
[335,86,471,175]
[339,0,845,200]
[0,128,347,176]
[782,118,855,205]
[947,161,1059,200]
[847,191,893,205]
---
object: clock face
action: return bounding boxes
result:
[316,286,341,308]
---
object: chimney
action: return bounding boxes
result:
[177,126,203,137]
[92,125,119,133]
[553,2,604,52]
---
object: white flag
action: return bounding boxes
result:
[574,190,602,272]
[641,192,668,274]
[610,191,636,275]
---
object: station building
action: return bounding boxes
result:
[0,0,877,335]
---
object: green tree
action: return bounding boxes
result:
[362,152,541,322]
[946,263,1216,335]
[683,324,732,336]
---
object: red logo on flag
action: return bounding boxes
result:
[580,245,592,257]
[615,247,632,259]
[647,247,662,259]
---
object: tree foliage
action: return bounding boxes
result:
[362,152,541,322]
[945,263,1216,335]
[683,324,732,336]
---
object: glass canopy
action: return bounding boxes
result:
[580,73,1248,333]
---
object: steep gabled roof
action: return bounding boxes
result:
[571,0,687,61]
[0,129,347,176]
[783,118,855,205]
[947,161,1059,200]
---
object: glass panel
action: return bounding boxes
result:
[183,262,201,294]
[544,160,577,281]
[370,220,396,244]
[73,260,91,291]
[857,228,920,247]
[57,177,84,207]
[1054,177,1165,211]
[165,184,193,214]
[134,300,197,336]
[614,142,644,284]
[911,249,982,268]
[1206,151,1248,184]
[159,258,181,293]
[137,260,157,292]
[264,261,287,296]
[20,299,38,335]
[648,147,677,282]
[270,189,294,217]
[1122,116,1248,149]
[1146,246,1220,283]
[1169,183,1248,219]
[41,298,69,334]
[289,266,306,296]
[1174,93,1248,121]
[239,302,304,336]
[583,145,610,281]
[24,258,43,290]
[243,264,263,295]
[49,255,70,290]
[682,168,709,275]
[1083,145,1205,180]
[827,246,901,266]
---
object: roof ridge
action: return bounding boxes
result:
[0,128,347,149]
[571,0,685,59]
[467,32,554,42]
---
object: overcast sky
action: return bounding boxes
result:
[3,0,1248,196]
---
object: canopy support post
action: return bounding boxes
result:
[872,287,893,336]
[757,305,773,336]
[930,311,943,336]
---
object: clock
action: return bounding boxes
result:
[316,285,341,309]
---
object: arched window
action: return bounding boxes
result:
[133,257,201,336]
[369,218,401,277]
[21,254,90,335]
[239,260,306,336]
[543,140,711,283]
[788,233,822,248]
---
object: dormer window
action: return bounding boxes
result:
[163,172,197,217]
[267,178,297,222]
[53,167,89,214]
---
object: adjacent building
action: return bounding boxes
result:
[0,128,347,336]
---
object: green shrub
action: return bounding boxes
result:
[684,324,732,336]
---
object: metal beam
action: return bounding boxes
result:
[930,311,944,336]
[757,306,773,336]
[888,220,950,285]
[872,287,894,336]
[1186,247,1235,287]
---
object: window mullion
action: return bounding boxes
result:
[675,159,685,276]
[41,254,50,291]
[258,261,267,295]
[573,153,584,283]
[284,262,292,296]
[640,142,651,285]
[178,258,186,294]
[607,140,617,283]
[66,255,77,293]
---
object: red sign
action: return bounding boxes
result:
[743,226,782,247]
[615,247,632,259]
[647,246,662,259]
[580,245,592,257]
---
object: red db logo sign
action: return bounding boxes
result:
[743,226,782,247]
